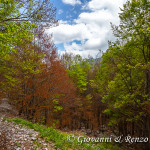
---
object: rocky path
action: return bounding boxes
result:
[0,98,18,117]
[0,98,56,150]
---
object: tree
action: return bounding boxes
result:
[61,53,108,132]
[0,0,57,26]
[0,0,57,96]
[100,0,150,149]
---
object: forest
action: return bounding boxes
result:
[0,0,150,150]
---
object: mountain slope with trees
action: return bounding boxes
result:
[0,0,150,150]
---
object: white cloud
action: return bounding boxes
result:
[64,42,82,51]
[61,43,99,58]
[62,0,81,6]
[86,0,125,12]
[58,9,63,15]
[75,10,115,27]
[48,0,127,57]
[59,20,68,24]
[49,23,89,43]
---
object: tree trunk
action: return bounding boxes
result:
[143,115,150,150]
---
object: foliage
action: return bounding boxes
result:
[63,53,93,94]
[1,1,150,150]
[101,0,150,125]
[4,117,120,150]
[0,0,57,26]
[0,0,57,95]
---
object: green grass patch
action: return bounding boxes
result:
[3,117,121,150]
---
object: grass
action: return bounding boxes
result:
[29,133,33,137]
[16,142,21,148]
[3,117,121,150]
[33,140,42,148]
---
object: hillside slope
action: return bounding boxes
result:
[0,98,124,150]
[0,98,55,150]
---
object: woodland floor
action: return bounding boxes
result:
[0,98,56,150]
[0,98,133,150]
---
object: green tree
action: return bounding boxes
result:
[100,0,150,149]
[0,0,57,26]
[0,0,57,96]
[67,54,89,93]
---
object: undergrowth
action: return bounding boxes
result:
[3,117,121,150]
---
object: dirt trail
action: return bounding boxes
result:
[0,98,18,117]
[0,98,56,150]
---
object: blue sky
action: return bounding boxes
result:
[53,0,86,21]
[48,0,127,57]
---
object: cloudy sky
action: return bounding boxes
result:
[47,0,127,58]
